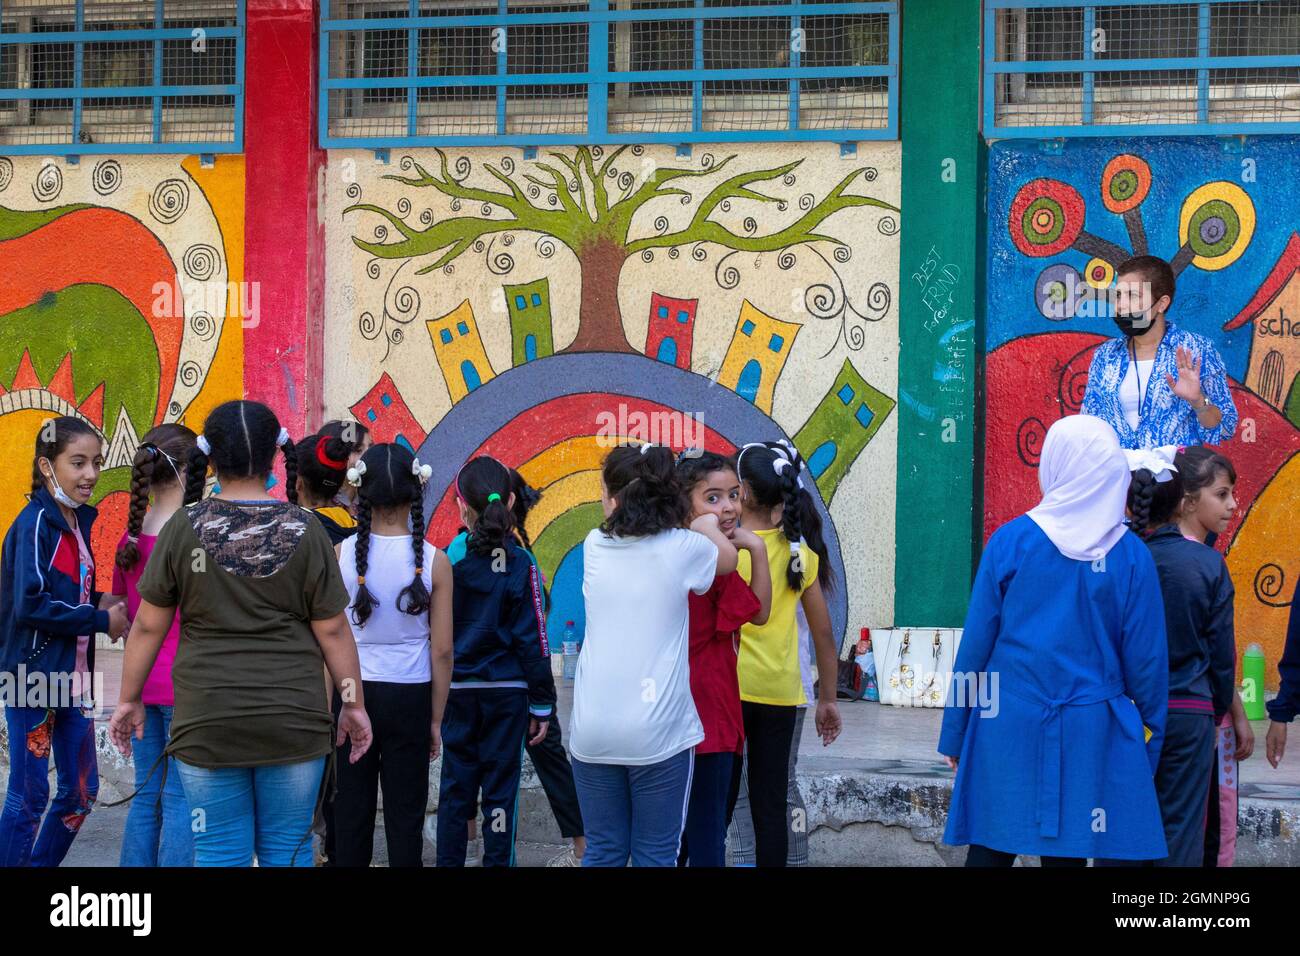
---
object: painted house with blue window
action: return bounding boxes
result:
[506,277,555,367]
[427,300,496,404]
[794,358,894,503]
[717,300,800,415]
[644,292,697,370]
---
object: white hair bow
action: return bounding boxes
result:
[195,435,211,456]
[411,457,432,483]
[346,459,367,487]
[1124,445,1180,483]
[276,427,291,448]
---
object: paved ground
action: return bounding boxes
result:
[16,648,1300,866]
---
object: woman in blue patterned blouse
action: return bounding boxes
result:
[1081,256,1238,450]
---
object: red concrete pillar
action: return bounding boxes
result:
[242,0,325,444]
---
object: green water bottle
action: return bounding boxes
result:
[1241,643,1268,722]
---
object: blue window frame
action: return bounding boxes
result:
[319,1,899,148]
[676,309,689,323]
[515,294,527,309]
[768,332,784,353]
[985,0,1300,138]
[381,392,393,406]
[457,320,469,335]
[855,402,873,428]
[837,382,854,404]
[531,292,541,306]
[440,328,453,344]
[740,318,755,336]
[658,304,669,318]
[0,0,245,155]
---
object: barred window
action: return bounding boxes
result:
[0,0,244,153]
[321,0,898,146]
[988,0,1300,136]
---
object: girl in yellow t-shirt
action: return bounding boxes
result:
[732,440,842,867]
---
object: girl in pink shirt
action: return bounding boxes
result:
[109,424,197,867]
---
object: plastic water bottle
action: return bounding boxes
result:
[1241,643,1267,721]
[562,621,580,681]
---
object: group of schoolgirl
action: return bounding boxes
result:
[0,399,847,868]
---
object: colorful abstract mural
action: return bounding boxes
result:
[987,137,1300,687]
[325,142,902,641]
[0,155,246,582]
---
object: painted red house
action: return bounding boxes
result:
[350,372,427,453]
[644,293,697,370]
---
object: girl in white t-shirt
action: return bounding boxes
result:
[335,443,454,867]
[570,443,737,866]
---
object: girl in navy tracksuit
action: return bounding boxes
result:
[436,456,556,867]
[1126,448,1237,867]
[0,416,129,866]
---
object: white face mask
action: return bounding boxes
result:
[40,458,81,510]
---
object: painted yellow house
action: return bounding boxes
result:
[427,300,496,404]
[718,300,800,414]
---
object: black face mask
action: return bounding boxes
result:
[1113,310,1154,338]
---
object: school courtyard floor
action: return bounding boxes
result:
[13,648,1299,866]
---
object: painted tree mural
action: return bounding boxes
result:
[345,146,898,353]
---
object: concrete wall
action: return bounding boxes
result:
[986,136,1300,686]
[322,142,901,642]
[0,154,246,577]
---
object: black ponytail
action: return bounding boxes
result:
[737,440,834,593]
[183,400,292,504]
[281,436,299,505]
[456,456,516,557]
[349,442,431,626]
[351,496,376,627]
[117,424,196,571]
[509,468,541,553]
[600,444,689,537]
[1127,466,1184,536]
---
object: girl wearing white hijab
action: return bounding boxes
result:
[939,415,1170,866]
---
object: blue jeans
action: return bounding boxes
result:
[0,705,98,867]
[175,756,326,867]
[120,705,194,867]
[572,748,693,867]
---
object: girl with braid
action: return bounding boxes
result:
[1123,446,1247,867]
[437,456,556,867]
[333,443,453,867]
[108,424,197,867]
[732,440,842,868]
[109,400,371,867]
[292,430,361,545]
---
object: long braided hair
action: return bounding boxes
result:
[348,442,431,627]
[116,424,196,571]
[456,456,517,557]
[736,440,835,593]
[184,400,297,505]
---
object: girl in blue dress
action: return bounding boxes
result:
[939,414,1170,865]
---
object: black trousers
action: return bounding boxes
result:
[1154,712,1216,868]
[525,715,584,839]
[437,688,529,867]
[333,679,432,867]
[740,701,797,868]
[965,844,1087,868]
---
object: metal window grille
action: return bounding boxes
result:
[986,0,1300,137]
[321,0,898,147]
[0,0,244,154]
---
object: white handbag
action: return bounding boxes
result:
[871,628,962,708]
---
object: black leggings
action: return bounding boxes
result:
[965,844,1087,868]
[332,680,432,867]
[525,714,584,839]
[739,701,797,868]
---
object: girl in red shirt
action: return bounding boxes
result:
[675,451,772,866]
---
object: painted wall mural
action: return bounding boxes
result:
[325,142,902,643]
[987,137,1300,687]
[0,155,246,580]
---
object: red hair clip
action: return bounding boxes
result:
[315,436,348,471]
